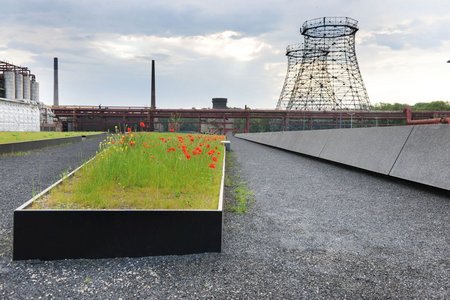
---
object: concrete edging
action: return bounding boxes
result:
[236,125,450,191]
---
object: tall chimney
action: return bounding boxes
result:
[151,60,155,109]
[53,57,59,106]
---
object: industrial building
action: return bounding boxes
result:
[0,60,49,131]
[277,17,371,111]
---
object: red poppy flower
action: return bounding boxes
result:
[139,122,145,128]
[127,127,132,133]
[167,147,176,152]
[169,128,175,132]
[185,154,191,160]
[129,141,136,146]
[195,147,202,154]
[212,156,218,162]
[209,163,216,169]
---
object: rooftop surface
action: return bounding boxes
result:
[0,135,448,298]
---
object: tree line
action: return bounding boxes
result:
[372,101,450,111]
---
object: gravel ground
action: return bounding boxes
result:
[0,135,449,299]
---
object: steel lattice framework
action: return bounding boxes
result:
[277,17,371,111]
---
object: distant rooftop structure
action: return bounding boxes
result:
[212,98,228,109]
[0,60,42,131]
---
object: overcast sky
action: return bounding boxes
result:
[1,0,450,109]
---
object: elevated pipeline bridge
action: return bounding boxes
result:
[51,106,450,133]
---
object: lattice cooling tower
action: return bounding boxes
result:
[277,17,371,111]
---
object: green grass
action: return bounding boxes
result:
[0,151,31,157]
[224,151,255,214]
[232,183,254,214]
[31,132,226,210]
[0,131,102,144]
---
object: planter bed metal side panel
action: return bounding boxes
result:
[14,209,222,260]
[0,133,106,154]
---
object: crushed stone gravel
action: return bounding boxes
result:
[0,135,448,299]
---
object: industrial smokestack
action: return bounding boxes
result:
[151,60,155,109]
[53,57,59,106]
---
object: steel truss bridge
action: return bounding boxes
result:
[52,106,450,133]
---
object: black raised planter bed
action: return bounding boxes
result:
[0,133,106,155]
[13,154,225,261]
[14,209,222,260]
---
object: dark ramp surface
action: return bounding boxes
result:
[0,135,449,299]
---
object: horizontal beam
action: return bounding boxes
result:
[52,106,449,121]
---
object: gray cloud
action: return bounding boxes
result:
[364,18,450,50]
[1,0,449,107]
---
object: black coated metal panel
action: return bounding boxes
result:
[0,133,105,154]
[14,209,222,260]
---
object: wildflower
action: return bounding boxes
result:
[127,127,132,133]
[139,122,145,128]
[207,150,215,156]
[209,163,216,169]
[195,147,202,154]
[111,141,115,145]
[167,147,176,152]
[212,156,218,162]
[129,141,136,146]
[185,154,191,160]
[169,128,175,132]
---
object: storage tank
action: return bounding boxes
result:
[31,80,39,101]
[4,71,15,99]
[15,73,23,99]
[0,74,4,98]
[23,75,31,100]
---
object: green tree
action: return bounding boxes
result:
[372,102,407,111]
[413,101,450,111]
[372,101,450,111]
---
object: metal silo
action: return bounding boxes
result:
[23,74,31,100]
[15,72,23,99]
[31,80,39,101]
[4,71,15,99]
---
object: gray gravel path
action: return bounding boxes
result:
[0,135,449,299]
